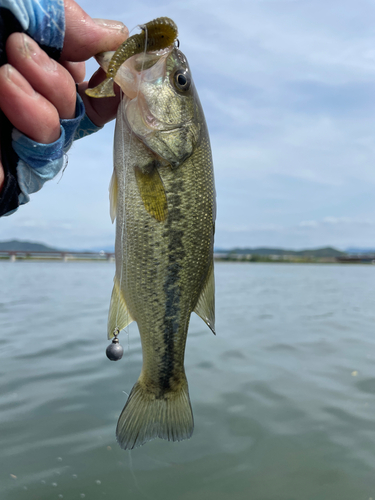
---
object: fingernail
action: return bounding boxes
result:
[4,63,11,80]
[22,34,57,71]
[93,18,127,33]
[22,33,35,58]
[5,64,36,96]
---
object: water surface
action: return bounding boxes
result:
[1,262,375,500]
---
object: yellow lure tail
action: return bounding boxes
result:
[86,78,116,98]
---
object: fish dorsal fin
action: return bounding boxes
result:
[109,170,118,223]
[134,164,168,222]
[194,260,215,334]
[107,278,134,339]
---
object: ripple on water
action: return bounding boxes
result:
[194,361,214,370]
[323,406,375,430]
[2,262,375,500]
[264,342,299,353]
[245,381,289,404]
[220,349,247,360]
[355,378,375,395]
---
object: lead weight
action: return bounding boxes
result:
[106,336,124,361]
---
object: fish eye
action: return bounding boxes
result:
[174,70,191,91]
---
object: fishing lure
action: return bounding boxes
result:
[85,17,178,98]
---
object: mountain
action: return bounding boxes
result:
[216,246,345,258]
[345,247,375,255]
[0,239,62,252]
[0,240,348,258]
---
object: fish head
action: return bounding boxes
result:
[98,46,203,168]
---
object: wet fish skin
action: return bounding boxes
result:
[106,45,215,450]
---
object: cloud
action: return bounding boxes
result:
[3,0,375,251]
[216,215,375,250]
[299,220,318,228]
[299,216,375,228]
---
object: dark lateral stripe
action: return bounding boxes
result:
[159,181,186,390]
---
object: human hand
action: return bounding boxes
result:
[0,0,128,192]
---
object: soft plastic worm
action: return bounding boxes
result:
[86,17,178,98]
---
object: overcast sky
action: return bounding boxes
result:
[2,0,375,250]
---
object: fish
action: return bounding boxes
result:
[97,31,216,450]
[85,17,178,98]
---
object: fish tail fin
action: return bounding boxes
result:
[116,376,194,450]
[85,78,115,98]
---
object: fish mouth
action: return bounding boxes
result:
[97,46,174,100]
[123,48,189,136]
[97,46,187,134]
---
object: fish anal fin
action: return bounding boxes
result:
[107,278,133,339]
[116,375,194,450]
[194,260,215,334]
[134,163,168,222]
[109,170,118,223]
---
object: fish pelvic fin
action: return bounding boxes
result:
[85,77,115,98]
[107,278,133,339]
[116,375,194,450]
[194,259,216,334]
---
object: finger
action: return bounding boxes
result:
[0,64,60,144]
[0,164,4,192]
[6,33,76,120]
[61,61,86,83]
[77,68,121,127]
[61,0,128,62]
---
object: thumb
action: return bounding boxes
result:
[61,0,128,62]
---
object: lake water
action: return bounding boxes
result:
[1,261,375,500]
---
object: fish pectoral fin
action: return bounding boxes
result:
[109,169,118,223]
[134,164,168,222]
[107,278,134,339]
[194,259,216,334]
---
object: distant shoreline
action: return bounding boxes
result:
[1,254,374,265]
[1,240,375,264]
[215,253,375,264]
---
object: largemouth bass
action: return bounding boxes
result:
[98,37,215,450]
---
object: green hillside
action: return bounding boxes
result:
[0,240,346,258]
[217,246,345,258]
[0,240,61,252]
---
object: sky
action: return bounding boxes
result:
[1,0,375,250]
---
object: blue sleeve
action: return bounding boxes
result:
[8,94,88,211]
[0,0,103,217]
[0,0,65,56]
